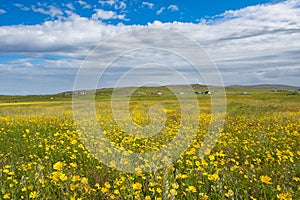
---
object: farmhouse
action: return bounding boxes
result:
[195,91,211,95]
[151,91,163,95]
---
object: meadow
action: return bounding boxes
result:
[0,86,299,199]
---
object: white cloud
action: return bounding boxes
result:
[92,9,126,20]
[77,0,91,9]
[168,5,179,11]
[99,0,117,6]
[98,0,127,10]
[0,9,6,14]
[142,2,154,9]
[1,0,300,94]
[156,4,179,14]
[65,3,75,11]
[14,4,30,11]
[116,1,126,10]
[31,5,63,18]
[156,7,165,15]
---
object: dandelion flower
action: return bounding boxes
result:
[132,182,142,190]
[260,175,272,184]
[53,161,64,171]
[29,191,38,199]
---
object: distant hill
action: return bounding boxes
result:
[229,84,299,89]
[1,84,299,102]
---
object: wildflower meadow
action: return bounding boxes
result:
[0,87,299,199]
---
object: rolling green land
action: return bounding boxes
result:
[0,85,299,199]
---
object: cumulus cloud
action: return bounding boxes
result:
[98,0,116,6]
[14,4,30,11]
[0,9,6,14]
[98,0,126,10]
[31,4,63,18]
[91,9,126,20]
[65,3,75,11]
[156,7,165,15]
[1,0,300,94]
[0,56,82,95]
[116,1,126,10]
[142,2,154,9]
[168,5,179,11]
[77,0,91,9]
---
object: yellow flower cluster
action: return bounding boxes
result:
[0,98,299,199]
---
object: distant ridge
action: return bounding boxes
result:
[229,84,299,89]
[59,84,299,95]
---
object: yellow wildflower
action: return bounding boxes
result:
[53,161,64,171]
[225,189,234,197]
[29,191,38,199]
[260,175,272,184]
[3,194,10,199]
[132,182,142,190]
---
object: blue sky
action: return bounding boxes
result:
[0,0,275,25]
[0,0,300,95]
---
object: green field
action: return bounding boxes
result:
[0,86,299,199]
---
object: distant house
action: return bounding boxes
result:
[298,89,300,93]
[152,91,163,95]
[63,92,72,95]
[195,91,211,95]
[73,91,87,95]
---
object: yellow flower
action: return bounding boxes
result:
[104,182,111,189]
[170,189,178,195]
[208,173,219,181]
[172,183,179,189]
[199,193,208,200]
[81,177,88,185]
[132,182,142,190]
[156,187,162,194]
[186,186,197,193]
[101,187,108,193]
[277,192,292,200]
[8,171,15,176]
[260,175,272,184]
[276,185,281,191]
[225,189,234,197]
[145,196,151,200]
[29,191,38,199]
[113,189,120,195]
[293,177,300,182]
[53,161,64,171]
[39,179,45,185]
[72,175,81,182]
[70,163,77,168]
[3,193,10,199]
[70,184,76,191]
[59,173,68,181]
[71,139,77,145]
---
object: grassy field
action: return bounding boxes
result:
[0,86,299,199]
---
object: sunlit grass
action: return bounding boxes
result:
[0,89,299,199]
